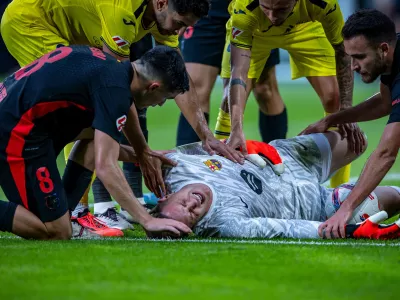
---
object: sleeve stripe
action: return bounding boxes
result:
[231,42,252,50]
[100,37,130,58]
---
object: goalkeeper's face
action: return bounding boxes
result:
[157,183,213,228]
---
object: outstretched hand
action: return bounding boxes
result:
[202,134,244,164]
[143,217,192,238]
[137,149,177,198]
[318,206,353,239]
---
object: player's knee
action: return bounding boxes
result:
[253,81,273,102]
[46,225,72,240]
[44,213,73,240]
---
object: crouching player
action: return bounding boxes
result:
[152,132,400,239]
[0,45,191,239]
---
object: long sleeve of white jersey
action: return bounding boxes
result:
[196,211,322,239]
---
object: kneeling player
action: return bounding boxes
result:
[152,132,400,239]
[0,45,191,239]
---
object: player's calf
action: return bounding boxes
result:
[0,202,72,240]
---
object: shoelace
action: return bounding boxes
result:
[81,213,107,229]
[103,208,119,222]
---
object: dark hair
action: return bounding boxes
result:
[169,0,210,18]
[138,45,189,94]
[342,9,397,46]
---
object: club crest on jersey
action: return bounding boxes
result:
[112,36,129,48]
[231,27,243,40]
[116,115,127,132]
[203,159,222,172]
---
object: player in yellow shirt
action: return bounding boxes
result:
[1,0,243,235]
[214,0,363,188]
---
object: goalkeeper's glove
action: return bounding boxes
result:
[244,140,284,175]
[345,211,400,240]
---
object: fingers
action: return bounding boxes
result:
[241,141,248,156]
[347,125,356,153]
[219,143,238,163]
[225,143,245,164]
[318,222,326,238]
[159,155,177,167]
[298,129,306,136]
[202,142,216,156]
[338,124,347,140]
[156,169,166,198]
[339,221,346,239]
[167,219,192,234]
[319,222,344,239]
[163,226,180,237]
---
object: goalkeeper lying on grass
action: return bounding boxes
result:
[151,132,400,240]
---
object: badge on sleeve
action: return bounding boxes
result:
[116,115,127,132]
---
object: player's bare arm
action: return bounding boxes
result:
[227,45,251,154]
[94,129,191,236]
[122,105,176,197]
[332,42,353,109]
[319,122,400,239]
[158,43,244,163]
[301,83,392,135]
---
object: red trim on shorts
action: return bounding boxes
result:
[5,101,87,209]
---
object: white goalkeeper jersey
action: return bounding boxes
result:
[164,136,332,239]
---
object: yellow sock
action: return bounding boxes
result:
[64,142,74,162]
[80,172,97,207]
[330,164,351,188]
[324,112,351,187]
[214,108,231,140]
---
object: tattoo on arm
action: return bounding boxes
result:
[230,78,247,90]
[334,42,353,109]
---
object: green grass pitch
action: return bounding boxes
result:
[0,81,399,299]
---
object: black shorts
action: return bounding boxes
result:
[180,16,228,68]
[264,48,280,71]
[180,16,280,70]
[0,139,68,223]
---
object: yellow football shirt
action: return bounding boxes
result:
[229,0,344,49]
[2,0,178,62]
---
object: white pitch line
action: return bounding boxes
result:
[1,235,399,247]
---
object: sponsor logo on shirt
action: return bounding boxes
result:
[233,9,246,15]
[116,115,127,132]
[112,36,129,48]
[392,98,400,106]
[240,170,262,195]
[231,27,243,40]
[123,18,135,26]
[326,4,337,16]
[203,159,222,172]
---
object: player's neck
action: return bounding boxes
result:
[386,46,396,74]
[142,0,155,28]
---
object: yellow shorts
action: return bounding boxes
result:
[0,0,69,67]
[221,21,336,80]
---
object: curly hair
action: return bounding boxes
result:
[169,0,211,18]
[342,9,396,46]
